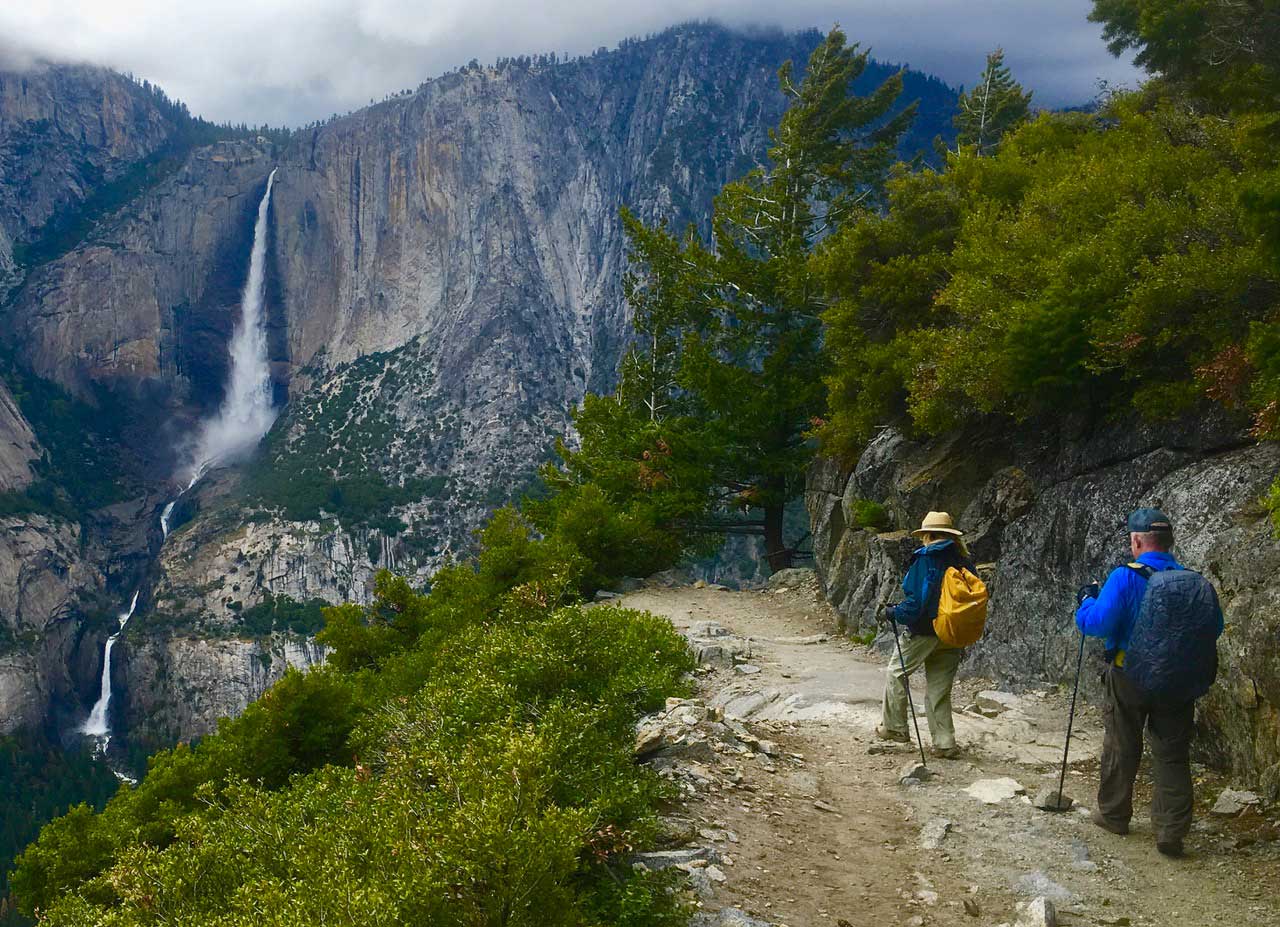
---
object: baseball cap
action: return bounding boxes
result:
[1128,507,1173,533]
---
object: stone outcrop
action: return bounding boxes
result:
[0,379,36,492]
[117,630,326,743]
[0,63,180,299]
[0,514,105,733]
[805,413,1280,797]
[4,141,275,406]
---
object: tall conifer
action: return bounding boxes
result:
[954,49,1032,156]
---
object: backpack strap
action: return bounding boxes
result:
[1123,561,1155,580]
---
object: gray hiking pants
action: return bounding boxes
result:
[881,630,963,750]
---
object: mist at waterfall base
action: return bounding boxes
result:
[185,168,280,484]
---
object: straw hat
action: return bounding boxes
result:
[911,511,964,538]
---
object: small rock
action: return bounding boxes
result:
[965,777,1026,804]
[900,761,933,783]
[708,583,729,591]
[975,690,1021,716]
[920,818,952,850]
[963,898,981,917]
[1211,788,1261,816]
[867,743,906,755]
[692,621,731,638]
[696,644,734,667]
[691,908,773,927]
[1032,786,1073,811]
[813,799,839,813]
[593,590,620,601]
[694,579,708,589]
[631,848,716,870]
[906,916,926,927]
[735,663,762,675]
[1015,896,1057,927]
[916,890,939,905]
[705,865,727,883]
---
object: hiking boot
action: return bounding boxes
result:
[930,745,962,759]
[875,726,909,743]
[1157,839,1184,858]
[1090,809,1130,836]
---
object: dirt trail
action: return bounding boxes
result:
[619,578,1280,927]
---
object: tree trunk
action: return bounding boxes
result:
[764,500,792,573]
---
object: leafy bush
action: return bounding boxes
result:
[849,499,891,531]
[817,97,1280,455]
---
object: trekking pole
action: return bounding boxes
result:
[889,612,928,769]
[1050,629,1087,812]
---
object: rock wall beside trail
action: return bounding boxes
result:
[805,414,1280,798]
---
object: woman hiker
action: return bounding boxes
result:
[876,511,975,759]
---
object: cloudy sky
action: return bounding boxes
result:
[0,1,1141,127]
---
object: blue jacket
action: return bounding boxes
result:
[1075,551,1224,654]
[892,539,974,636]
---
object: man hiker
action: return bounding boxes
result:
[1076,508,1224,858]
[876,511,975,759]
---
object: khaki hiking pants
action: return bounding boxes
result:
[881,631,963,750]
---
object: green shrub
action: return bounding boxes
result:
[1265,477,1280,536]
[849,498,891,531]
[14,558,694,926]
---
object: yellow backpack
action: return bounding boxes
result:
[933,566,989,647]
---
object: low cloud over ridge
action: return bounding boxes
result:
[1,1,1139,126]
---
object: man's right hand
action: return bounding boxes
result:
[1076,582,1101,606]
[878,604,897,625]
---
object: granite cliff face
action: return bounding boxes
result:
[806,414,1280,797]
[0,64,189,735]
[0,64,183,301]
[0,27,960,746]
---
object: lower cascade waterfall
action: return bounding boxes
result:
[79,590,139,745]
[78,168,280,751]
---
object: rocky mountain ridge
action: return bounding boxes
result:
[0,25,960,746]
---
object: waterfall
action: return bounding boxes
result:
[188,168,280,482]
[80,590,139,745]
[160,500,176,539]
[78,170,280,752]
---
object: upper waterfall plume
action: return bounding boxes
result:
[187,168,279,482]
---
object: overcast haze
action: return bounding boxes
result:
[0,1,1141,126]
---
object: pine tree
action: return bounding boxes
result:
[649,28,913,570]
[954,49,1032,156]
